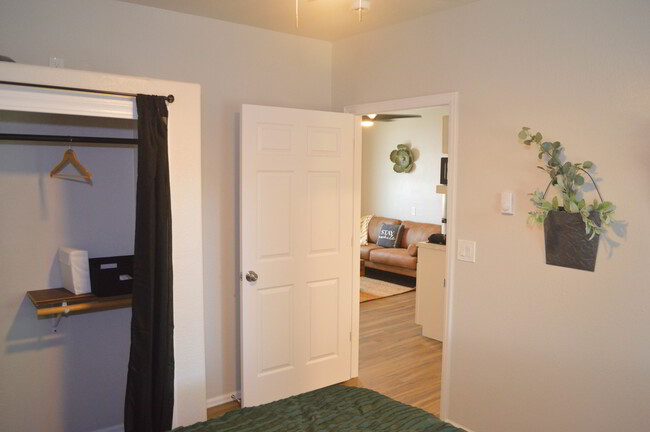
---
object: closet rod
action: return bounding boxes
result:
[0,133,139,145]
[0,80,174,103]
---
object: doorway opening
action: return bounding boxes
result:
[344,93,458,421]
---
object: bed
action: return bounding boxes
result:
[171,385,463,432]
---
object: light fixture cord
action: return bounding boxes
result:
[296,0,299,28]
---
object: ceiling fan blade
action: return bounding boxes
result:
[373,114,422,122]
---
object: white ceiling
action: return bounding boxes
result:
[117,0,478,41]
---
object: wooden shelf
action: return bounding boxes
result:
[26,288,132,318]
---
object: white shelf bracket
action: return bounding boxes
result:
[52,301,69,332]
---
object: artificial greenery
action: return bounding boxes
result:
[390,144,414,173]
[518,127,616,239]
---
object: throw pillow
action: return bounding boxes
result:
[376,223,404,248]
[360,215,373,245]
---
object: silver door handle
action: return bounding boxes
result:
[245,271,258,282]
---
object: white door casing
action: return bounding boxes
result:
[240,104,355,407]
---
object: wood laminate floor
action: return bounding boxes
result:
[207,290,442,420]
[343,291,442,415]
[207,400,240,419]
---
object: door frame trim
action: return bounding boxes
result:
[344,92,459,420]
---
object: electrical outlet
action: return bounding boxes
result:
[411,206,417,216]
[49,57,65,68]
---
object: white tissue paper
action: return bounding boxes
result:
[58,247,91,295]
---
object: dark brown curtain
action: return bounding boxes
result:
[125,94,174,432]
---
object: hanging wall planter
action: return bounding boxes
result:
[544,208,600,271]
[518,127,616,272]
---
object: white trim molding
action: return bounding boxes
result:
[344,92,459,421]
[447,419,477,432]
[350,111,362,379]
[207,391,241,409]
[0,83,136,119]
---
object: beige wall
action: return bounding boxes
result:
[362,107,448,224]
[334,0,650,430]
[0,0,332,424]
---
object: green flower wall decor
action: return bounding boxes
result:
[390,144,414,173]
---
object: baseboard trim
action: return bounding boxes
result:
[447,418,476,432]
[207,391,240,408]
[92,425,124,432]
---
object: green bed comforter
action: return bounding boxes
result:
[172,384,464,432]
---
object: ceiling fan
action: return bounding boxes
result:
[361,113,422,127]
[297,0,371,28]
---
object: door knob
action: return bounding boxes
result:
[245,271,258,282]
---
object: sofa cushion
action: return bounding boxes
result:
[368,248,417,270]
[360,243,383,260]
[407,243,418,257]
[360,214,373,245]
[400,221,442,249]
[376,223,404,248]
[368,217,401,244]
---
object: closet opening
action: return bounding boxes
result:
[0,62,206,429]
[1,108,140,324]
[0,107,140,429]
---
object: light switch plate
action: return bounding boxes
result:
[457,239,476,263]
[501,191,515,215]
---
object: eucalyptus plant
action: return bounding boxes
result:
[390,144,414,173]
[518,127,616,239]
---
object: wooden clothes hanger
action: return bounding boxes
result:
[50,148,93,182]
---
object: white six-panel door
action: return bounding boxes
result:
[240,104,355,407]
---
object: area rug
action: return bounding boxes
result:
[171,384,463,432]
[360,276,414,302]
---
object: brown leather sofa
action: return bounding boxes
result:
[361,216,442,277]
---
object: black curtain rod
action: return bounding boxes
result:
[0,80,174,103]
[0,133,139,145]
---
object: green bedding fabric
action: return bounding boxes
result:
[172,384,464,432]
